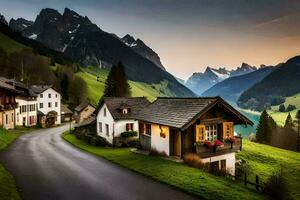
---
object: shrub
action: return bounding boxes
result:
[248,133,257,142]
[183,153,209,170]
[121,131,138,138]
[263,170,289,200]
[127,138,139,147]
[279,104,286,112]
[286,104,296,112]
[149,148,167,157]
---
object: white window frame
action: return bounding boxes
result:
[99,122,102,133]
[205,125,217,141]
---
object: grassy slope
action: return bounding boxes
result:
[76,67,169,105]
[0,128,21,200]
[237,140,300,199]
[0,32,27,53]
[268,93,300,126]
[62,131,263,200]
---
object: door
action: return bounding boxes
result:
[23,117,26,126]
[169,130,181,157]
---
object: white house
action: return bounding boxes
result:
[31,85,61,127]
[96,97,150,144]
[15,85,38,127]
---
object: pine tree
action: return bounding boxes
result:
[256,110,272,144]
[279,104,286,112]
[103,62,131,97]
[284,113,294,129]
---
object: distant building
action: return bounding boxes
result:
[61,104,73,122]
[96,97,150,144]
[0,78,20,129]
[31,85,61,128]
[11,81,38,127]
[74,101,95,123]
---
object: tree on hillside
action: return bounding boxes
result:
[296,110,300,151]
[103,62,131,97]
[69,76,88,106]
[286,104,296,112]
[279,104,286,112]
[256,110,273,144]
[284,113,294,129]
[0,47,7,74]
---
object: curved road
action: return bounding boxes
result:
[0,125,197,200]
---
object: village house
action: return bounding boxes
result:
[31,85,61,128]
[10,81,38,127]
[0,79,20,129]
[61,104,73,123]
[74,101,95,123]
[136,97,253,175]
[96,97,150,144]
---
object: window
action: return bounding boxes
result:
[205,125,217,141]
[122,109,128,114]
[55,94,58,98]
[5,114,8,124]
[126,123,134,131]
[40,94,43,98]
[48,93,51,98]
[105,124,109,136]
[11,113,14,122]
[55,102,58,107]
[40,103,43,109]
[99,122,102,133]
[145,124,151,135]
[48,102,52,108]
[104,108,107,117]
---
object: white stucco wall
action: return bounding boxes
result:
[150,124,170,156]
[1,109,15,129]
[202,152,236,175]
[36,88,61,124]
[15,98,37,126]
[96,103,139,144]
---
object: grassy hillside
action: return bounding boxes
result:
[76,66,170,105]
[237,140,300,199]
[0,32,27,53]
[268,93,300,126]
[0,128,21,200]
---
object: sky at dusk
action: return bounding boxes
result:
[1,0,300,79]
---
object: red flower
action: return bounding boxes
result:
[214,139,224,146]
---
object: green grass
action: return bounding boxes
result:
[76,67,169,105]
[0,128,22,200]
[62,131,264,200]
[237,140,300,199]
[0,32,28,53]
[268,93,300,126]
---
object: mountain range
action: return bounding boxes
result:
[202,66,274,103]
[7,8,194,97]
[185,63,257,95]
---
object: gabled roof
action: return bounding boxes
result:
[0,77,36,97]
[61,104,73,114]
[0,78,22,94]
[136,97,253,129]
[31,85,59,95]
[75,100,94,112]
[99,97,151,120]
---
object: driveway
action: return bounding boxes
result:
[0,125,198,200]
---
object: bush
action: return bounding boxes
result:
[263,170,289,200]
[121,131,137,138]
[127,138,139,147]
[248,133,257,142]
[286,104,296,112]
[183,153,209,170]
[279,104,286,112]
[149,148,167,157]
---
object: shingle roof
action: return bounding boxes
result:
[101,97,151,120]
[75,100,94,112]
[30,85,52,94]
[0,78,22,93]
[61,104,73,114]
[0,77,35,97]
[136,97,253,129]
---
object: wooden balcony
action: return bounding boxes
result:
[0,103,19,111]
[195,136,242,158]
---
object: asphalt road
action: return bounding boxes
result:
[0,125,198,200]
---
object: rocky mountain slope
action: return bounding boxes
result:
[9,18,33,32]
[238,56,300,111]
[202,66,274,103]
[185,63,257,95]
[8,8,194,97]
[121,34,165,70]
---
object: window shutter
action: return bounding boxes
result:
[195,125,205,141]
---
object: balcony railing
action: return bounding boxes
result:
[0,103,19,111]
[195,136,242,158]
